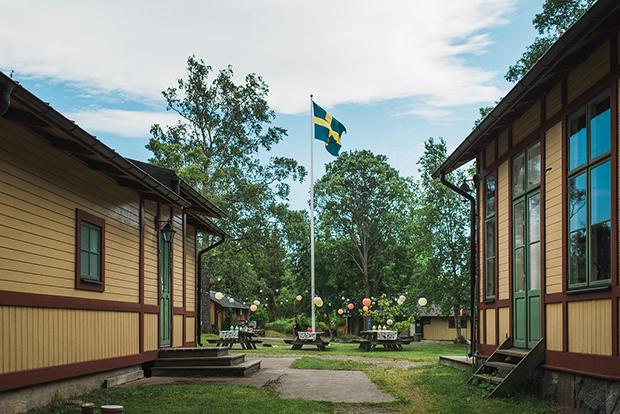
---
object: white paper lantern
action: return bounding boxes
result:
[313,297,324,307]
[214,292,224,300]
[229,297,235,304]
[397,295,406,305]
[253,300,260,306]
[387,319,393,325]
[418,297,428,306]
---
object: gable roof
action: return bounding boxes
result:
[0,70,228,237]
[432,0,620,178]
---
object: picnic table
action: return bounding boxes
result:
[207,330,263,349]
[353,330,412,351]
[284,331,330,351]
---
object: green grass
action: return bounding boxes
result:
[30,342,562,414]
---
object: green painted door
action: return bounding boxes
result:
[513,193,542,349]
[160,238,172,347]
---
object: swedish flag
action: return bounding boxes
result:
[313,102,347,156]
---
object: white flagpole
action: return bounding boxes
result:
[310,94,316,332]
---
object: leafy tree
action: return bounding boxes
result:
[364,294,416,334]
[505,0,595,82]
[313,150,412,302]
[147,56,306,332]
[409,138,471,340]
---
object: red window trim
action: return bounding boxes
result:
[75,209,105,292]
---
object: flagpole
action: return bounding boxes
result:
[310,94,316,332]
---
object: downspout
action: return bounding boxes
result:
[439,171,477,362]
[196,235,225,347]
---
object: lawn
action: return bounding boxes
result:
[29,341,563,414]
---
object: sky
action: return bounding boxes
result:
[1,0,542,211]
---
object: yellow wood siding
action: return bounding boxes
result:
[485,141,495,167]
[568,299,612,355]
[0,306,138,374]
[0,120,140,302]
[513,102,541,145]
[546,303,563,351]
[143,313,159,351]
[497,129,509,159]
[185,227,196,311]
[173,212,184,308]
[479,310,485,344]
[173,314,184,347]
[546,82,562,120]
[486,308,496,345]
[143,202,159,306]
[498,307,510,343]
[186,317,195,343]
[497,161,510,300]
[545,123,564,294]
[478,189,485,301]
[422,318,470,341]
[567,41,610,104]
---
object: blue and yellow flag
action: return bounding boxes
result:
[313,102,347,156]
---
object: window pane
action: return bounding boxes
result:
[90,227,99,252]
[527,143,541,189]
[529,242,540,290]
[486,174,495,217]
[528,193,540,243]
[81,251,90,276]
[568,173,587,231]
[569,229,587,285]
[515,247,525,292]
[591,161,611,225]
[514,201,525,248]
[590,221,611,282]
[568,111,587,170]
[590,96,610,160]
[89,252,99,279]
[81,224,90,250]
[486,258,495,297]
[485,218,495,258]
[513,153,525,196]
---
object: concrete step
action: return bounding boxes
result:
[151,360,261,378]
[154,354,247,367]
[158,347,229,359]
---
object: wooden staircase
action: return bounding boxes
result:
[152,347,261,377]
[468,337,545,397]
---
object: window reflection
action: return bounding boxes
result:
[568,173,587,231]
[527,143,541,189]
[528,194,540,243]
[590,96,610,160]
[591,161,611,225]
[515,248,525,293]
[569,229,587,285]
[513,153,525,196]
[591,221,611,282]
[486,174,495,217]
[529,242,540,291]
[514,201,524,247]
[568,111,587,170]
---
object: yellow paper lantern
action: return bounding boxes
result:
[338,309,344,315]
[214,292,224,300]
[397,295,406,305]
[418,297,427,306]
[296,295,302,301]
[362,305,369,312]
[313,297,324,307]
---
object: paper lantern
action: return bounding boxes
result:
[362,298,371,307]
[397,295,406,305]
[362,306,369,312]
[313,297,324,307]
[296,295,302,301]
[214,292,223,300]
[228,297,235,304]
[418,297,427,306]
[347,303,354,310]
[387,319,393,325]
[338,309,344,315]
[250,304,257,312]
[253,300,260,306]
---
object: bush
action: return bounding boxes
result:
[266,318,295,334]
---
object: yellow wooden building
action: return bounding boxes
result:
[433,0,620,409]
[0,70,227,406]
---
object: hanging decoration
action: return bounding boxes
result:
[214,292,224,300]
[362,298,371,307]
[347,303,354,310]
[296,295,302,301]
[418,297,428,306]
[313,296,324,307]
[250,304,257,312]
[397,295,406,305]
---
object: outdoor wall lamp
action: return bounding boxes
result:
[459,179,474,202]
[155,217,176,243]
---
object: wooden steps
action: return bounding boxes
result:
[468,337,545,397]
[152,347,261,377]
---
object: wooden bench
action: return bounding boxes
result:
[285,335,330,351]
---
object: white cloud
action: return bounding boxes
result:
[1,0,516,118]
[65,109,182,138]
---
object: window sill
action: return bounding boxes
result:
[483,298,495,304]
[564,284,611,295]
[80,278,104,285]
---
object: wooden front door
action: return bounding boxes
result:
[160,238,172,347]
[513,193,542,348]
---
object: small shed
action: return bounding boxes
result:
[209,291,250,329]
